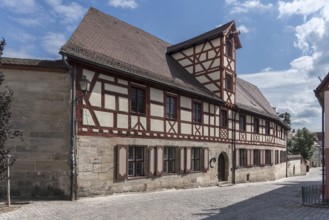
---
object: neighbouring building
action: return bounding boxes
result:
[315,73,329,198]
[1,7,289,199]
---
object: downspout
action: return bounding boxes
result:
[231,108,239,184]
[322,104,325,202]
[62,55,77,201]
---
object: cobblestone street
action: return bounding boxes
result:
[1,167,329,220]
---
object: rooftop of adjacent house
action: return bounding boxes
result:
[60,7,283,125]
[0,57,67,70]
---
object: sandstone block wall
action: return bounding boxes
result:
[76,136,232,197]
[0,67,71,199]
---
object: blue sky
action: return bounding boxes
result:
[1,0,328,132]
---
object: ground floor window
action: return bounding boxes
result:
[191,148,201,171]
[164,147,177,173]
[128,146,145,177]
[253,150,260,166]
[265,150,271,165]
[275,150,279,164]
[280,151,286,163]
[239,149,247,167]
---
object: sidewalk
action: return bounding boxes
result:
[1,167,328,220]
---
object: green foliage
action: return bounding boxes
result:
[0,39,19,181]
[279,112,291,130]
[289,127,316,160]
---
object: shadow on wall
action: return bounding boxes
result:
[192,176,323,219]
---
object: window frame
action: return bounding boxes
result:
[128,146,145,177]
[275,150,279,164]
[191,147,201,171]
[253,149,260,166]
[130,86,146,114]
[226,39,233,58]
[254,118,259,134]
[239,149,247,167]
[165,95,177,120]
[163,147,177,174]
[225,73,233,92]
[265,121,270,135]
[265,150,271,165]
[221,109,228,128]
[192,101,202,124]
[240,115,246,132]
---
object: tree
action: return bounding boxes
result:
[289,127,316,160]
[279,112,291,130]
[0,39,16,181]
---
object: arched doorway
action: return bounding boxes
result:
[218,152,228,182]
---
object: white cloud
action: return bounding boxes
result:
[226,0,273,14]
[278,0,327,18]
[46,0,86,25]
[0,0,37,14]
[240,68,321,131]
[42,32,66,57]
[238,25,249,33]
[261,67,273,72]
[13,17,41,27]
[108,0,138,9]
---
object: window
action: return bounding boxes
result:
[280,151,286,163]
[275,150,279,164]
[226,40,233,58]
[191,148,201,171]
[192,102,202,123]
[240,115,246,131]
[239,149,247,167]
[166,95,177,119]
[221,110,228,127]
[225,74,233,91]
[164,147,176,173]
[253,150,260,166]
[131,87,145,114]
[254,118,259,133]
[265,121,270,135]
[265,150,271,165]
[128,146,145,177]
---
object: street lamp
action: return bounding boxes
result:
[79,75,90,95]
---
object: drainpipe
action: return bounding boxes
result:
[322,104,325,202]
[231,109,238,184]
[62,55,77,201]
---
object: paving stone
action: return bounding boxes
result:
[1,167,329,220]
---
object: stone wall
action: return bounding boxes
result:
[0,67,71,199]
[287,155,306,176]
[76,136,232,197]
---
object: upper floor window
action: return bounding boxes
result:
[166,95,177,120]
[221,110,228,128]
[164,147,177,173]
[254,118,259,133]
[191,148,201,171]
[192,101,202,123]
[225,74,233,92]
[128,146,145,177]
[240,115,246,131]
[131,87,145,114]
[226,40,233,58]
[265,121,270,135]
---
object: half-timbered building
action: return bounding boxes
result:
[58,7,288,197]
[0,7,288,199]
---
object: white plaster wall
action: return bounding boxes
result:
[180,96,191,109]
[150,103,164,117]
[150,87,163,102]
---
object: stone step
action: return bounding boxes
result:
[217,181,233,187]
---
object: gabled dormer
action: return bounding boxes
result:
[167,21,241,106]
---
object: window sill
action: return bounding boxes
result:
[127,176,146,180]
